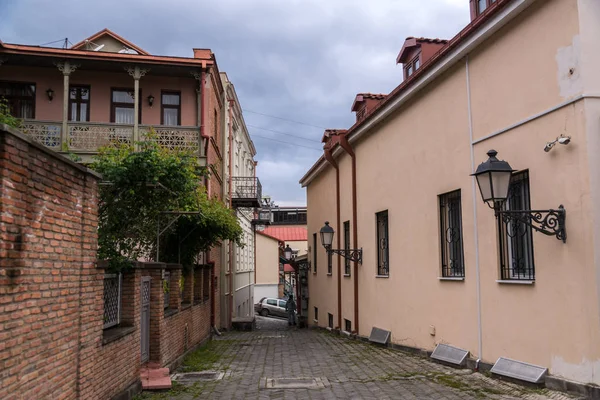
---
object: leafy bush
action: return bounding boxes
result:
[91,130,242,272]
[0,98,21,129]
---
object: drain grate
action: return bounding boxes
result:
[171,371,225,385]
[260,377,329,389]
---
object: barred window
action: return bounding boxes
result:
[314,307,318,321]
[376,211,389,276]
[439,190,465,278]
[103,273,122,329]
[328,313,333,329]
[499,171,535,280]
[344,221,351,275]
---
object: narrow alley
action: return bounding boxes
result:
[136,317,581,400]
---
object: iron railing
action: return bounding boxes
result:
[231,176,262,208]
[103,273,122,329]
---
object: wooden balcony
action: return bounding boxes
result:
[20,120,206,164]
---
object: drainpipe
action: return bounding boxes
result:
[339,135,359,334]
[210,261,216,327]
[466,56,483,361]
[324,144,342,330]
[200,70,211,197]
[254,160,258,287]
[228,98,234,327]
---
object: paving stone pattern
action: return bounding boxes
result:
[140,316,582,400]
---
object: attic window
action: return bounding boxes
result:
[405,55,420,78]
[477,0,496,15]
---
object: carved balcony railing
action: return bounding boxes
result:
[231,176,262,208]
[140,125,201,153]
[20,120,62,150]
[69,122,134,151]
[20,121,203,157]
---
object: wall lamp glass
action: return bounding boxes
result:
[147,95,155,107]
[46,88,54,102]
[319,221,363,263]
[472,150,566,242]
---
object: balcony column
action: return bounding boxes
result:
[126,66,149,148]
[55,61,79,150]
[191,71,204,157]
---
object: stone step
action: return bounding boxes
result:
[140,366,172,390]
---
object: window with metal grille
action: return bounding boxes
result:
[498,171,535,280]
[327,250,332,275]
[344,221,351,275]
[193,268,202,303]
[344,319,351,333]
[0,81,36,119]
[103,273,122,329]
[313,233,318,273]
[376,210,389,276]
[203,267,210,301]
[439,190,465,278]
[314,307,318,322]
[328,313,333,329]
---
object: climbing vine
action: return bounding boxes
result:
[91,131,243,273]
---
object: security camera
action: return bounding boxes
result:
[558,135,571,145]
[544,142,555,152]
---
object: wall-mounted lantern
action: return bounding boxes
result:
[147,95,155,107]
[284,244,293,261]
[472,150,566,242]
[46,88,54,102]
[319,221,363,263]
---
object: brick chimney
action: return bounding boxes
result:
[396,37,448,80]
[351,93,386,123]
[193,48,212,59]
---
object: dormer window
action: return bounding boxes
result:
[477,0,496,16]
[404,55,420,79]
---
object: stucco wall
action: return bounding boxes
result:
[305,0,600,386]
[255,233,280,285]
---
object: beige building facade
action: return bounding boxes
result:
[301,0,600,387]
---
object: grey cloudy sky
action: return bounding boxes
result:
[0,0,469,206]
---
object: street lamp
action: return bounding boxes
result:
[472,149,566,242]
[284,244,293,261]
[319,221,363,264]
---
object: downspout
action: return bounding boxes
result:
[228,98,234,327]
[254,160,258,287]
[339,135,359,334]
[466,56,483,361]
[324,145,342,330]
[200,70,211,197]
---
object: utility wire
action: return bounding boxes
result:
[251,134,323,152]
[248,125,321,143]
[242,109,326,129]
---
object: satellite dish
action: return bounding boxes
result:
[93,44,105,51]
[118,47,138,54]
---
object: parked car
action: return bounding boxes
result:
[254,297,287,318]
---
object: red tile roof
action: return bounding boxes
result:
[262,227,307,242]
[284,264,295,273]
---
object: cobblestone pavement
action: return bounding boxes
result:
[138,316,582,400]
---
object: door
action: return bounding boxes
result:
[141,276,151,363]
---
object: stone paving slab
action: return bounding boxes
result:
[135,316,583,400]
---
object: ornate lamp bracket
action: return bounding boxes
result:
[496,205,566,243]
[325,247,363,264]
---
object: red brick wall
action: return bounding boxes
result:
[0,125,100,399]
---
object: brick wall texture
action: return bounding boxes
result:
[0,126,217,399]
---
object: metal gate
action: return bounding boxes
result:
[141,276,151,363]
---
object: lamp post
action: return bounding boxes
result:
[284,244,293,261]
[472,150,566,242]
[319,221,363,263]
